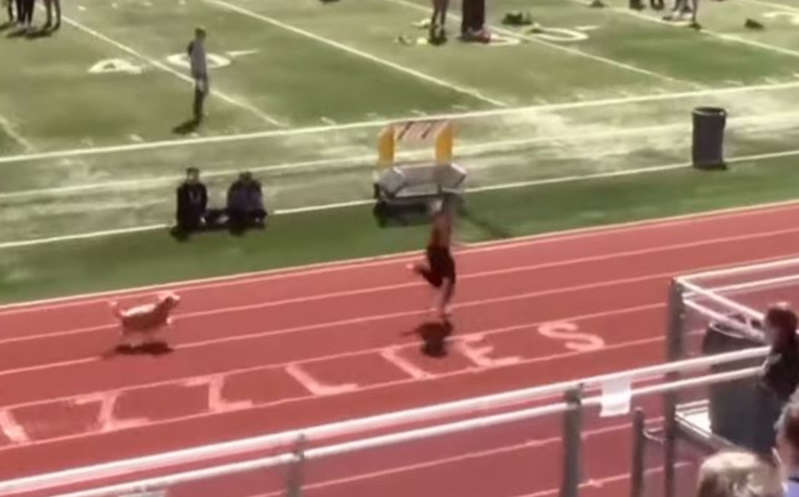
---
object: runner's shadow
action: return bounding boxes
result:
[403,320,454,357]
[102,342,174,358]
[172,118,200,135]
[25,28,53,40]
[5,27,26,38]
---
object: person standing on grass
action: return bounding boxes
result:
[13,0,22,25]
[429,0,448,43]
[187,27,209,123]
[43,0,59,30]
[19,0,33,31]
[5,0,14,23]
[665,0,699,28]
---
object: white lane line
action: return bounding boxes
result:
[60,14,283,126]
[0,115,34,153]
[3,78,799,166]
[2,197,799,314]
[740,0,799,11]
[205,0,507,107]
[4,142,799,250]
[383,0,687,84]
[5,108,799,201]
[7,222,795,344]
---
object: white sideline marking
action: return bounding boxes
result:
[3,79,799,166]
[59,14,282,126]
[741,0,799,11]
[15,109,799,201]
[4,142,799,250]
[0,115,34,153]
[0,120,686,200]
[3,224,797,345]
[205,0,507,107]
[0,224,169,250]
[2,197,799,314]
[383,0,684,84]
[615,5,799,60]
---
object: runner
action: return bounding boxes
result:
[409,198,457,319]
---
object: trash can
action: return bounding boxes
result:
[692,107,727,169]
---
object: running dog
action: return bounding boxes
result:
[110,292,181,349]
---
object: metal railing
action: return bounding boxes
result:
[0,320,769,497]
[45,365,761,497]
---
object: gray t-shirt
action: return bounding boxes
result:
[188,39,207,78]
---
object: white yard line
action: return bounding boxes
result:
[2,77,799,167]
[738,0,799,13]
[383,0,686,84]
[611,3,799,60]
[60,14,283,126]
[0,115,34,153]
[6,109,799,201]
[2,145,799,249]
[204,0,506,107]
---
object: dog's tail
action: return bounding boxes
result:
[109,300,122,319]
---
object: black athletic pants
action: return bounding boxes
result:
[44,0,59,27]
[193,76,209,121]
[461,0,485,34]
[20,0,33,25]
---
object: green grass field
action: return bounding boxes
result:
[2,0,799,302]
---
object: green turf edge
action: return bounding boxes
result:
[0,157,795,305]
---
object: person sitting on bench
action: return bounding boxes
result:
[175,167,208,233]
[226,172,267,231]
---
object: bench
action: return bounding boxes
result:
[372,163,467,225]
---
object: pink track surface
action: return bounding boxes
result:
[3,203,799,497]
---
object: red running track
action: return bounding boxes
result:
[2,202,799,497]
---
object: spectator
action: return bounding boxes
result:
[175,167,208,233]
[752,304,799,455]
[762,304,799,404]
[5,0,14,24]
[43,0,59,30]
[696,450,783,497]
[187,27,209,123]
[777,400,799,497]
[226,172,267,232]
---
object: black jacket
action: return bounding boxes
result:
[762,346,799,403]
[177,182,208,215]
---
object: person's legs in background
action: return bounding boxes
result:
[43,0,59,29]
[22,0,33,30]
[193,76,209,122]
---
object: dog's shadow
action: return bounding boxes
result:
[103,342,174,358]
[403,319,454,357]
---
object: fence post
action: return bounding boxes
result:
[664,280,685,497]
[285,434,306,497]
[630,408,646,497]
[560,386,584,497]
